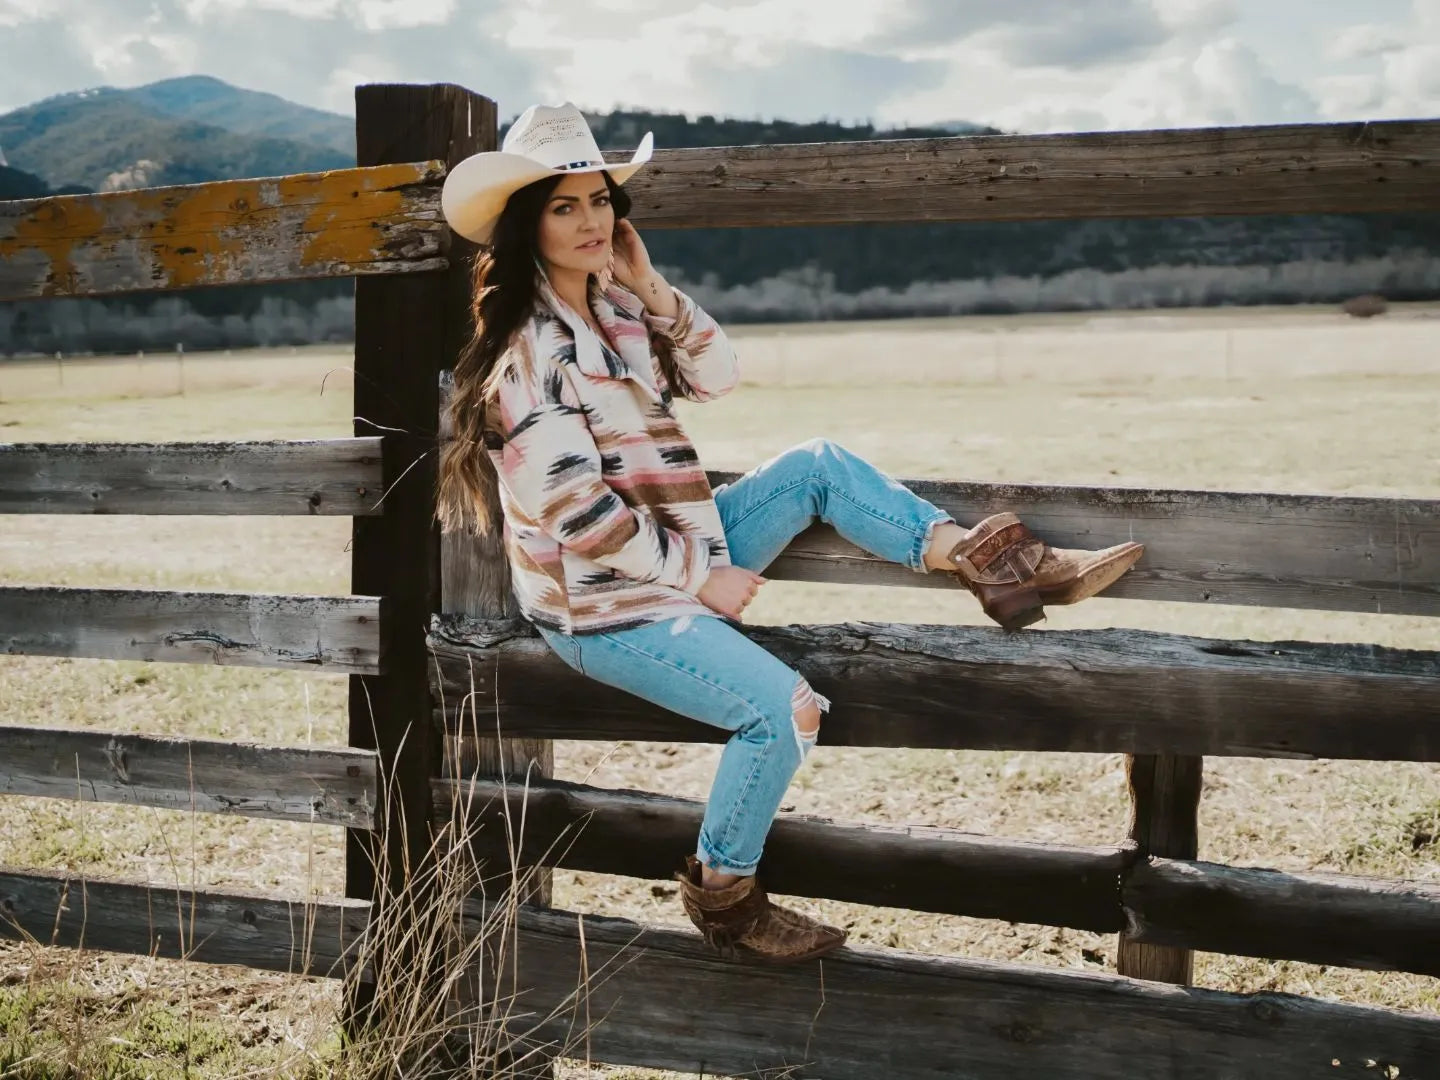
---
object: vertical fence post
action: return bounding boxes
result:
[1117,753,1204,983]
[429,91,555,1078]
[345,82,492,1033]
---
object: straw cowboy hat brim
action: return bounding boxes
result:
[441,102,654,244]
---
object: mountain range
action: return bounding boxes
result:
[0,76,351,194]
[0,76,1436,353]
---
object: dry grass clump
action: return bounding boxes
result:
[0,661,605,1080]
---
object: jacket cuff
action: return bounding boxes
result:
[677,537,714,596]
[643,287,696,345]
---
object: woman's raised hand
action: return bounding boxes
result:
[609,218,653,290]
[609,219,679,317]
[696,565,767,620]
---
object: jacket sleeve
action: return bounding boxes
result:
[644,286,739,403]
[492,345,713,594]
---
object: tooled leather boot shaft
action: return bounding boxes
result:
[675,857,847,964]
[947,512,1045,587]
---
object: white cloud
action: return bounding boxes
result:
[1306,2,1440,121]
[1327,23,1407,61]
[977,5,1170,70]
[354,0,455,31]
[0,0,548,119]
[884,31,1318,133]
[1152,0,1238,34]
[1312,74,1386,117]
[0,0,49,27]
[0,0,1434,130]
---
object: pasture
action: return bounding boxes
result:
[2,301,1438,1076]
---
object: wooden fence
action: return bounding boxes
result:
[2,82,1438,1077]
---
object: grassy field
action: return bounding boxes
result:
[1,304,1438,1077]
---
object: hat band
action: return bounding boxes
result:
[554,158,605,171]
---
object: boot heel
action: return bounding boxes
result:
[983,587,1044,632]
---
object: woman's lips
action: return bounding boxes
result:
[577,239,605,250]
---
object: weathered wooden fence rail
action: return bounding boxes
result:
[2,82,1438,1078]
[718,473,1440,616]
[0,868,368,977]
[0,438,383,515]
[0,724,378,826]
[464,903,1440,1080]
[442,774,1440,977]
[0,584,382,672]
[0,162,446,299]
[429,616,1440,761]
[4,118,1437,301]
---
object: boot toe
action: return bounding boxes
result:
[1041,540,1145,605]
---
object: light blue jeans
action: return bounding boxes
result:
[537,438,953,875]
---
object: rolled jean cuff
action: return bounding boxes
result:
[911,510,956,572]
[696,836,760,877]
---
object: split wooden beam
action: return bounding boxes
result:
[0,868,367,978]
[708,472,1440,617]
[8,120,1437,303]
[440,775,1440,977]
[623,119,1440,228]
[0,438,382,516]
[0,724,377,828]
[0,161,446,300]
[1,585,382,673]
[428,616,1440,762]
[466,903,1440,1079]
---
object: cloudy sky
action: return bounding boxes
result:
[2,0,1438,132]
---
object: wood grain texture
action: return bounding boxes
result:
[440,775,1440,976]
[707,472,1440,617]
[0,868,367,977]
[436,776,1130,932]
[1,585,382,673]
[425,99,554,1078]
[1126,858,1440,978]
[0,438,382,515]
[428,616,1440,761]
[0,724,377,828]
[474,903,1440,1079]
[0,161,446,301]
[622,119,1440,228]
[1117,754,1203,984]
[345,88,486,1036]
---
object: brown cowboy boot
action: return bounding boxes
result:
[675,857,846,964]
[946,512,1144,631]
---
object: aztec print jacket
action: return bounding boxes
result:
[483,274,739,634]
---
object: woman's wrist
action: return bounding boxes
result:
[634,270,679,318]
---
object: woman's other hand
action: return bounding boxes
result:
[696,565,767,620]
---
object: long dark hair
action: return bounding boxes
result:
[438,168,667,536]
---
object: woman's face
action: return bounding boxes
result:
[536,171,614,278]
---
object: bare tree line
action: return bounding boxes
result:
[673,251,1440,322]
[1,253,1436,356]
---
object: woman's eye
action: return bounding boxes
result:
[594,196,610,206]
[553,204,570,215]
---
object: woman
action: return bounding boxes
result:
[437,104,1144,964]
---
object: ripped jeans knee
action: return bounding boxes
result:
[790,676,830,761]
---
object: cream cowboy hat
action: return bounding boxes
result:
[440,102,654,244]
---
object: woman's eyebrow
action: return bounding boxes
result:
[547,187,609,205]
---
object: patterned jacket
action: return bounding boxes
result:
[483,275,738,634]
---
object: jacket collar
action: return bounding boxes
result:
[534,272,657,396]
